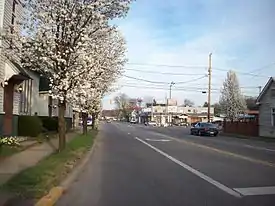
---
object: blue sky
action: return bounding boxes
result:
[103,0,275,109]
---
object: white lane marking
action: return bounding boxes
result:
[135,137,242,198]
[234,186,275,196]
[128,133,131,135]
[145,139,171,142]
[244,144,275,152]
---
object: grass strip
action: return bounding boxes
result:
[0,146,21,158]
[0,130,97,199]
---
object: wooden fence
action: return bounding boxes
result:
[223,119,259,137]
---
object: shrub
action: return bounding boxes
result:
[39,116,58,132]
[18,116,43,137]
[0,137,20,147]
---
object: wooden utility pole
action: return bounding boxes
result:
[207,53,212,122]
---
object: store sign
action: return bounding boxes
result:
[167,106,177,113]
[167,98,177,106]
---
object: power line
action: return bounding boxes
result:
[122,75,207,85]
[125,68,205,76]
[248,62,275,73]
[127,63,206,69]
[174,75,207,84]
[118,84,260,95]
[119,84,218,92]
[121,83,259,90]
[122,75,169,84]
[126,62,271,78]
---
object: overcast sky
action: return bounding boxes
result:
[102,0,275,109]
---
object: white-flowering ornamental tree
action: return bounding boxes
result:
[2,0,133,151]
[219,70,247,120]
[69,28,126,134]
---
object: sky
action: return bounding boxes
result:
[103,0,275,109]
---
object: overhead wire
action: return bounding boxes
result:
[118,84,260,96]
[122,74,207,85]
[126,62,272,78]
[124,68,205,76]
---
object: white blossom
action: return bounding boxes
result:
[219,70,247,120]
[1,0,132,103]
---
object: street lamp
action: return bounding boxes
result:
[169,81,175,99]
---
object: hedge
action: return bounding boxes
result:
[39,116,73,132]
[39,116,58,132]
[18,116,43,137]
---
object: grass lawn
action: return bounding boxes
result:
[0,146,21,159]
[0,130,97,199]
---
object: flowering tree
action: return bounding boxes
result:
[219,70,247,120]
[2,0,133,151]
[70,28,126,134]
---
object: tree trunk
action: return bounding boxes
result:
[48,95,53,117]
[82,112,88,135]
[91,113,96,130]
[58,100,66,152]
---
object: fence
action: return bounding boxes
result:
[223,119,259,137]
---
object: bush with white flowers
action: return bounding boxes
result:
[0,137,20,147]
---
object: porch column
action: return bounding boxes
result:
[3,82,15,136]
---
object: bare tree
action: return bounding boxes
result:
[219,70,247,120]
[183,99,194,107]
[114,93,130,120]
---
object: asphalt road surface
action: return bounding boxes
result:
[57,122,275,206]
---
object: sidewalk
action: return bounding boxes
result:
[0,131,80,186]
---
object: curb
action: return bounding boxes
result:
[34,135,99,206]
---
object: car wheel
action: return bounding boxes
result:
[190,131,193,135]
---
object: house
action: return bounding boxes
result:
[0,0,74,136]
[177,106,214,123]
[256,77,275,138]
[0,0,29,136]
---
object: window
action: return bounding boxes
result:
[271,89,275,98]
[272,108,275,127]
[19,80,32,115]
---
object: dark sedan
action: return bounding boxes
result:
[190,122,219,136]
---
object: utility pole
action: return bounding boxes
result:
[151,98,154,122]
[169,82,175,125]
[207,53,212,122]
[258,86,262,94]
[169,81,175,99]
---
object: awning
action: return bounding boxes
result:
[4,62,18,81]
[4,60,31,81]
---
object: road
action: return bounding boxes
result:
[57,122,275,206]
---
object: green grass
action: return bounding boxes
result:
[0,130,97,199]
[0,146,21,158]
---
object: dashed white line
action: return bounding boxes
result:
[135,137,242,198]
[145,139,171,142]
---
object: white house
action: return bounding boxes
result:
[0,0,73,136]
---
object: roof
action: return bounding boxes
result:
[256,77,275,103]
[11,60,32,80]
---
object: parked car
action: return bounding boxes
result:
[190,122,219,136]
[80,117,93,126]
[145,121,157,126]
[106,119,112,123]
